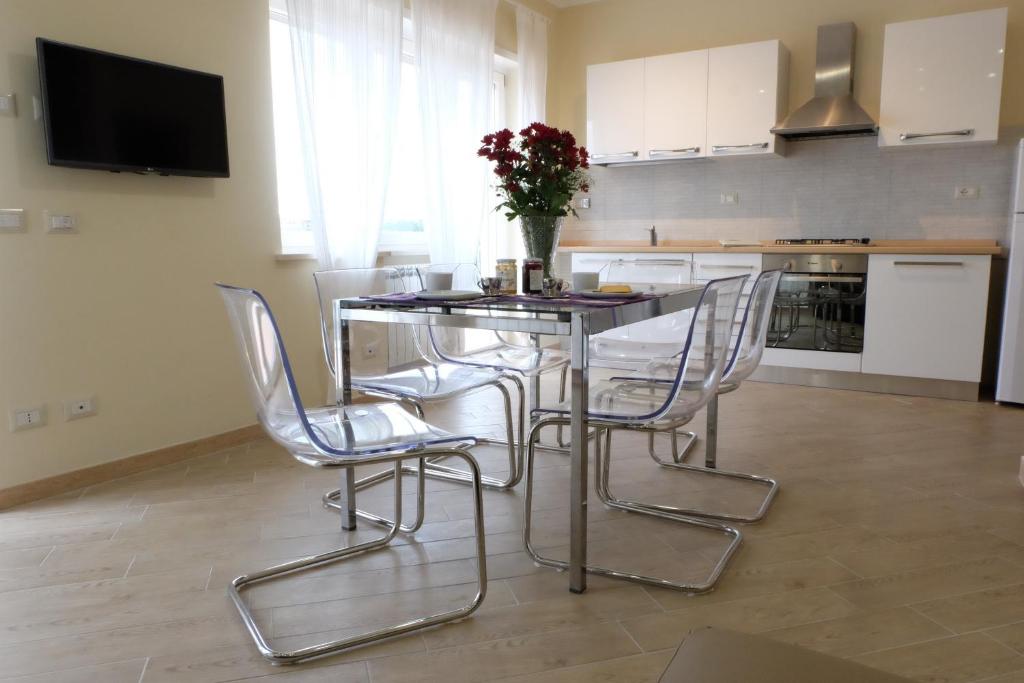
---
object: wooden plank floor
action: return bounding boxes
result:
[3,380,1024,682]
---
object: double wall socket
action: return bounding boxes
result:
[9,397,98,432]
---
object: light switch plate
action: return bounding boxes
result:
[0,208,25,233]
[44,210,77,234]
[0,93,15,117]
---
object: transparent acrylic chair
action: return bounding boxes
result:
[216,283,487,664]
[314,268,524,498]
[589,258,695,371]
[416,262,570,436]
[612,270,785,524]
[522,275,747,593]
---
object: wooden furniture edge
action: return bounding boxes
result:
[557,239,1005,256]
[0,424,265,510]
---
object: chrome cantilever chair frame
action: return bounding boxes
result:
[622,270,784,523]
[231,449,486,664]
[523,415,742,594]
[217,283,487,664]
[522,276,747,593]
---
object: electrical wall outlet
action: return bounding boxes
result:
[64,397,97,421]
[576,197,591,210]
[955,186,980,200]
[0,93,15,117]
[44,210,77,234]
[720,192,739,205]
[0,208,25,233]
[10,406,46,432]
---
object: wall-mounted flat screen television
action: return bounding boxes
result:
[36,38,230,177]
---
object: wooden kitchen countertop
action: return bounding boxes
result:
[557,239,1006,256]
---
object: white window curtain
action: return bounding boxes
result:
[515,5,548,128]
[495,4,550,265]
[414,0,499,265]
[286,0,403,269]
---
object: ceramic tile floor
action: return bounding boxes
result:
[3,379,1024,682]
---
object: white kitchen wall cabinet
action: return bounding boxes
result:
[878,8,1007,148]
[586,58,645,164]
[862,254,991,382]
[643,51,708,161]
[706,40,789,158]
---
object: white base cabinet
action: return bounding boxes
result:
[862,254,991,382]
[878,8,1007,148]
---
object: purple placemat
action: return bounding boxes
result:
[361,291,662,308]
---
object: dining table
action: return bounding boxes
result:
[332,285,705,594]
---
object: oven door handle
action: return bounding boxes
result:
[781,275,865,283]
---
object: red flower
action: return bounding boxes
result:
[479,123,591,219]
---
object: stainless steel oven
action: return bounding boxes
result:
[764,253,868,353]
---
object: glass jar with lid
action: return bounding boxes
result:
[522,258,544,295]
[496,259,517,295]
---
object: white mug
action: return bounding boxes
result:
[572,271,599,292]
[423,272,453,291]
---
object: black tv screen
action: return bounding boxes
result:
[36,38,229,177]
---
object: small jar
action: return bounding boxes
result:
[496,258,517,295]
[522,258,544,295]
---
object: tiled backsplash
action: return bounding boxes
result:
[564,132,1021,245]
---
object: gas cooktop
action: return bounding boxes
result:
[774,238,871,246]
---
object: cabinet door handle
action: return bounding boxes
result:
[612,258,692,265]
[591,151,639,161]
[700,264,757,270]
[892,260,964,267]
[648,147,700,157]
[711,142,769,153]
[783,275,865,283]
[898,129,974,142]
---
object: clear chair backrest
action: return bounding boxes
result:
[216,283,314,448]
[664,275,747,416]
[599,259,694,344]
[313,268,404,377]
[723,269,783,385]
[596,276,745,422]
[601,259,692,290]
[415,262,518,356]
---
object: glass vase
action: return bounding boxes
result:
[519,215,564,278]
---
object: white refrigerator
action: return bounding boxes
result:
[997,140,1024,404]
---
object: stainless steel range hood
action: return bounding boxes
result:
[771,22,877,139]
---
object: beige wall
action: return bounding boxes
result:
[0,0,325,488]
[547,0,1024,137]
[0,0,562,490]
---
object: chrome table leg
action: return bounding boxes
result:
[569,313,589,593]
[334,312,358,530]
[338,468,357,531]
[705,393,718,470]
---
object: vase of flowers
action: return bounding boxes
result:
[478,123,590,278]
